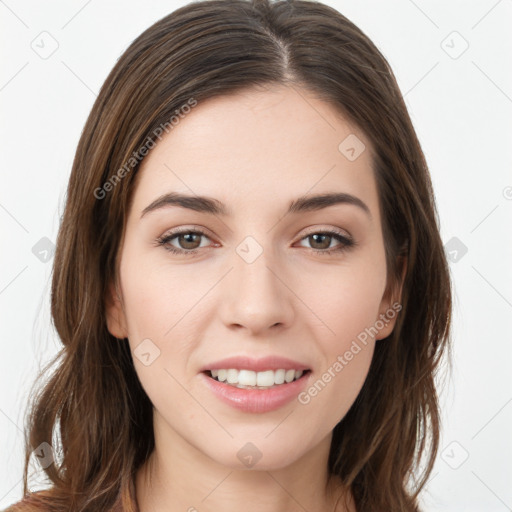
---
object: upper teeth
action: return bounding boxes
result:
[211,369,304,387]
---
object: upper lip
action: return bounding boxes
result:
[199,356,311,373]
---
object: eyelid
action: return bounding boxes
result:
[298,225,352,240]
[158,225,215,241]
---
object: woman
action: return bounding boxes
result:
[5,0,452,510]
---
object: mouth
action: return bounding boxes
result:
[203,368,311,390]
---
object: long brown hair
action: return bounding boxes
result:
[7,0,452,510]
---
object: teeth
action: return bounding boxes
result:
[256,370,274,387]
[209,368,305,388]
[227,369,238,384]
[274,369,285,385]
[239,369,257,386]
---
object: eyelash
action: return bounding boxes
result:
[155,227,356,257]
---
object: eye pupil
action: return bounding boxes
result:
[180,233,201,249]
[310,234,331,249]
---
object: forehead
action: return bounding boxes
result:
[132,85,378,218]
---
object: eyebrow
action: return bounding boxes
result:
[140,191,371,219]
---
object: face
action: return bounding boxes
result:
[106,84,401,471]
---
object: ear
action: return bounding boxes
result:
[105,280,128,339]
[375,255,407,340]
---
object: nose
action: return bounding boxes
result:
[219,241,295,336]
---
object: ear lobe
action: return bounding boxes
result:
[105,281,128,339]
[375,255,407,340]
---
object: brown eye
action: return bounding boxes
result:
[175,232,203,250]
[297,230,355,255]
[156,229,212,255]
[308,233,333,250]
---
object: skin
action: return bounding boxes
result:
[106,84,403,512]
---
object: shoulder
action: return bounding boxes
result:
[2,490,53,512]
[3,485,133,512]
[3,494,131,512]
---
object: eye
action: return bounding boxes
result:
[155,227,356,257]
[296,229,355,255]
[155,228,213,255]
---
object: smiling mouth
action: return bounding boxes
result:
[204,368,311,390]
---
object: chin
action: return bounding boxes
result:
[203,437,311,472]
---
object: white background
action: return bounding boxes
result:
[1,1,511,510]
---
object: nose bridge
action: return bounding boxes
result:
[220,235,294,333]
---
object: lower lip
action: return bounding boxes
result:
[200,371,311,413]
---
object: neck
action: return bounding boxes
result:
[134,413,354,512]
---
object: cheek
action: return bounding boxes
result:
[301,258,387,345]
[295,259,385,416]
[118,254,201,408]
[119,252,201,341]
[298,343,374,438]
[298,280,379,428]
